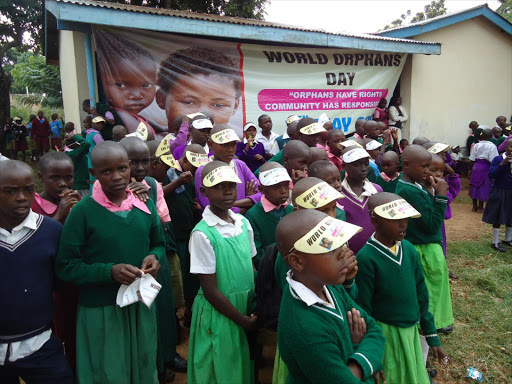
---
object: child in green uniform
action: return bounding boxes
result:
[273,176,356,384]
[357,192,449,384]
[395,145,454,333]
[376,151,401,193]
[276,209,385,384]
[63,122,91,197]
[245,162,293,267]
[188,160,258,384]
[120,137,179,383]
[55,142,166,384]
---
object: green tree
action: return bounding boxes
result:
[103,0,268,19]
[11,53,62,108]
[0,0,42,151]
[497,0,512,22]
[383,0,447,30]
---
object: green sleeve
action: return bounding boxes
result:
[289,339,370,384]
[342,278,358,300]
[353,251,375,316]
[67,135,91,162]
[345,293,385,380]
[402,187,448,235]
[413,245,440,347]
[336,207,347,221]
[274,253,289,290]
[148,201,166,263]
[55,203,115,285]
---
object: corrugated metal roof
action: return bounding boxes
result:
[376,4,489,34]
[55,0,438,45]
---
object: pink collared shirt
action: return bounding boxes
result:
[316,143,329,152]
[32,193,58,217]
[143,179,171,223]
[92,180,150,214]
[380,171,399,182]
[261,195,289,213]
[328,151,343,171]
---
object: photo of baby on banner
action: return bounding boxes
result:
[92,26,405,138]
[93,27,243,139]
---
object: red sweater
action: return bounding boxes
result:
[32,118,51,138]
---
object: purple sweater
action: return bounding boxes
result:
[340,183,383,254]
[498,135,512,153]
[235,141,266,173]
[445,174,461,219]
[195,159,262,214]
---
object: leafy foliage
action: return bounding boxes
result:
[11,53,62,108]
[103,0,268,19]
[497,0,512,22]
[383,0,447,30]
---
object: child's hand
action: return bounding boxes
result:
[373,370,387,384]
[291,169,307,184]
[254,154,264,162]
[500,154,512,166]
[141,254,160,279]
[245,180,258,196]
[178,171,194,185]
[431,346,449,364]
[431,176,449,196]
[444,164,455,176]
[54,189,80,222]
[128,178,150,202]
[241,313,259,332]
[347,308,366,344]
[111,264,142,285]
[391,128,398,141]
[341,245,358,280]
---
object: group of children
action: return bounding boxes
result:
[465,116,512,252]
[3,105,484,384]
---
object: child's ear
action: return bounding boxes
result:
[199,185,207,197]
[287,252,305,272]
[89,168,96,179]
[155,89,166,110]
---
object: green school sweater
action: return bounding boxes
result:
[55,196,166,307]
[356,237,440,346]
[66,134,91,190]
[278,283,384,384]
[254,150,284,177]
[490,136,505,147]
[375,173,402,193]
[395,179,448,245]
[245,201,293,266]
[164,170,200,242]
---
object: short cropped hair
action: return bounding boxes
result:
[39,151,72,174]
[157,47,241,98]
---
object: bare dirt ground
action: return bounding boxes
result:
[446,201,491,243]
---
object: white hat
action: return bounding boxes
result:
[191,118,213,130]
[342,147,371,163]
[244,122,257,132]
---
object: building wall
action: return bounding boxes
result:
[59,30,98,133]
[402,17,512,147]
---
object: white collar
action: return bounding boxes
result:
[256,131,278,141]
[0,210,39,236]
[342,178,378,198]
[202,206,244,229]
[286,270,335,308]
[282,132,290,140]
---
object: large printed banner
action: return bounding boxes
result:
[93,26,406,138]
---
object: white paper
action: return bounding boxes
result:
[116,272,162,309]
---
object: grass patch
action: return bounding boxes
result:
[434,235,512,383]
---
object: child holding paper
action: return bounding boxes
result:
[56,141,166,384]
[188,160,258,384]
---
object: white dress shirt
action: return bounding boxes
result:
[189,206,257,274]
[256,131,280,156]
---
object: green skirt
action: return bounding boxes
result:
[155,254,177,373]
[167,251,184,308]
[414,243,454,329]
[76,303,158,384]
[272,345,289,384]
[187,291,254,384]
[378,321,430,384]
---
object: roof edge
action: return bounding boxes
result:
[377,4,512,38]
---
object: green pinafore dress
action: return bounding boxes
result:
[187,219,255,384]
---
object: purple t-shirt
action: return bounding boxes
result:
[195,159,262,214]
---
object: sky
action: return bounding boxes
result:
[264,0,501,34]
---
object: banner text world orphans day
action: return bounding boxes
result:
[258,50,403,131]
